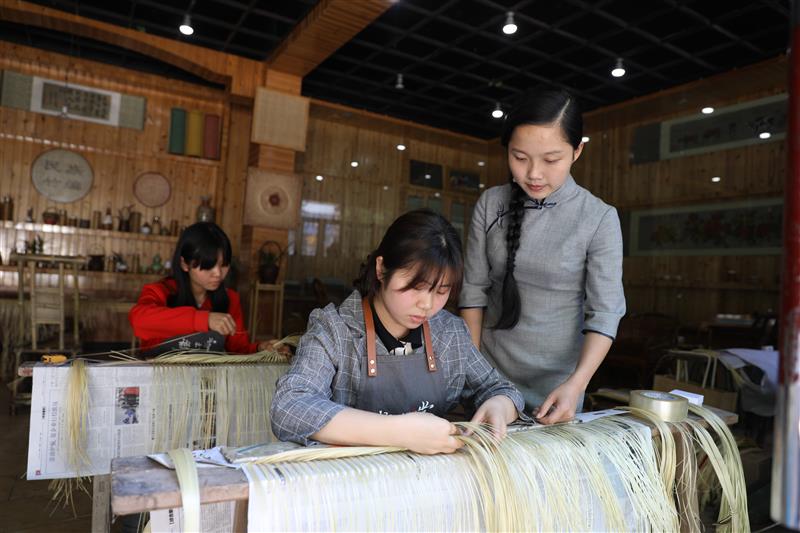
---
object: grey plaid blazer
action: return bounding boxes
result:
[270,290,526,445]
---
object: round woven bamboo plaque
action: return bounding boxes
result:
[134,172,171,207]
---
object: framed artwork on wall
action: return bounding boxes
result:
[629,197,782,256]
[409,160,443,189]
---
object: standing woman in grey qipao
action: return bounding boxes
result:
[460,88,625,424]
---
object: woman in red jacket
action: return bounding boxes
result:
[129,222,271,354]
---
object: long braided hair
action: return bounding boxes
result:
[492,88,583,330]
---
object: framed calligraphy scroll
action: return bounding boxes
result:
[31,149,94,203]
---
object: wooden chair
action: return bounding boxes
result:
[10,253,83,414]
[248,281,285,342]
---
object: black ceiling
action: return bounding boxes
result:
[4,0,792,138]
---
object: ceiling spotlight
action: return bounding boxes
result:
[581,136,590,143]
[350,161,359,167]
[396,144,406,151]
[502,12,517,35]
[434,192,441,198]
[759,131,772,139]
[395,73,404,90]
[611,58,625,78]
[424,173,431,180]
[701,106,714,114]
[477,161,486,167]
[711,176,721,183]
[383,185,389,190]
[491,102,504,119]
[315,175,324,182]
[179,14,194,35]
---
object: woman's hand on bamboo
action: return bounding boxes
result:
[534,378,583,424]
[468,395,517,439]
[208,312,236,336]
[397,412,463,455]
[257,338,291,356]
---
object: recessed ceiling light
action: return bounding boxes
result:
[477,161,486,167]
[491,102,504,119]
[701,106,714,114]
[350,161,359,167]
[382,185,389,190]
[759,132,772,139]
[434,192,441,198]
[424,174,431,180]
[581,136,590,143]
[711,176,721,183]
[396,144,406,151]
[179,14,193,35]
[611,58,625,78]
[315,175,324,182]
[502,12,517,35]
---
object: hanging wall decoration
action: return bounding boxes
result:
[0,70,146,130]
[243,168,302,229]
[167,107,221,159]
[133,172,171,208]
[31,149,93,203]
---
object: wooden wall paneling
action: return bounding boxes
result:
[0,44,227,303]
[0,0,271,98]
[218,102,251,255]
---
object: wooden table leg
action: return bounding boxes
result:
[232,499,248,533]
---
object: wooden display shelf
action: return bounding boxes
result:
[1,220,179,244]
[0,264,165,281]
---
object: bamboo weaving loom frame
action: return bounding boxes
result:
[110,406,738,531]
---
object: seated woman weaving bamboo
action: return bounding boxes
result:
[129,222,280,355]
[271,209,527,454]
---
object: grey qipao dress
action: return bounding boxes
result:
[459,176,626,410]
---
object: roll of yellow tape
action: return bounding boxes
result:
[629,390,689,422]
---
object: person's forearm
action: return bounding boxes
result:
[312,408,406,447]
[569,332,613,389]
[460,307,484,348]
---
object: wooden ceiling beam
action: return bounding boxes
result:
[0,0,266,97]
[267,0,393,77]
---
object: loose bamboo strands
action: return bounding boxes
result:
[168,448,200,533]
[66,358,90,470]
[250,444,406,464]
[624,406,678,495]
[50,358,91,514]
[686,405,749,532]
[625,403,749,532]
[241,418,678,531]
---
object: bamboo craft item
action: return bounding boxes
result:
[48,339,296,509]
[162,403,747,532]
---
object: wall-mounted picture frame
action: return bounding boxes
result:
[449,169,480,191]
[629,197,782,256]
[409,160,443,189]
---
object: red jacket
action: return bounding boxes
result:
[129,278,258,354]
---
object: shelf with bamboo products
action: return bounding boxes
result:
[0,221,178,290]
[0,265,165,282]
[1,221,179,244]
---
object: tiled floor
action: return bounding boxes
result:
[0,393,93,533]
